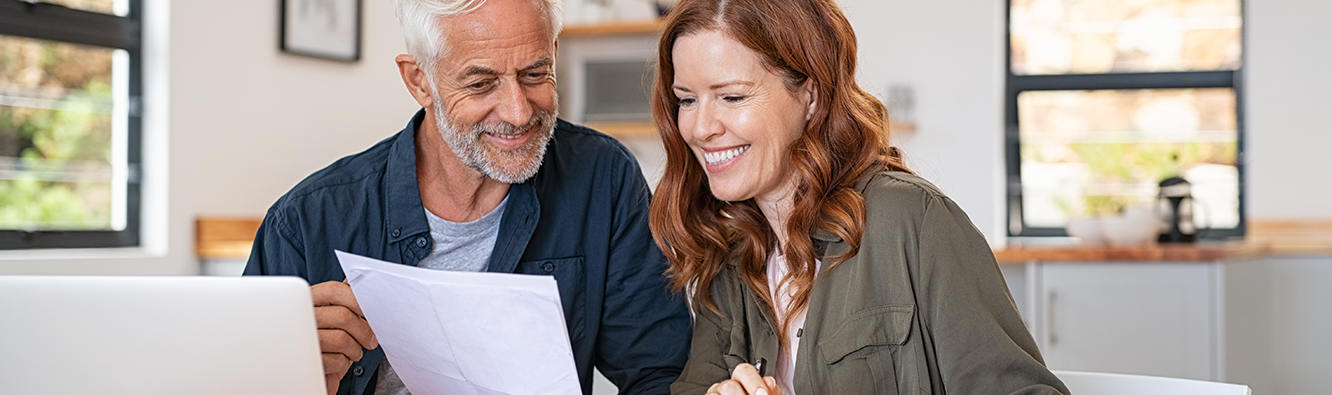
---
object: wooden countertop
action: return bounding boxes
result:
[196,218,1332,261]
[993,243,1262,264]
[994,220,1332,264]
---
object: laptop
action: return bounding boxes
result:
[0,275,325,395]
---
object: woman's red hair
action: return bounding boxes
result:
[649,0,912,350]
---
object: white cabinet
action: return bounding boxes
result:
[1007,262,1221,381]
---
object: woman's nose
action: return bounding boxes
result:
[687,104,724,142]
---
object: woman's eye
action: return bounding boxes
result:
[723,95,745,103]
[677,97,696,106]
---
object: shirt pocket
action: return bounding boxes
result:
[516,256,586,342]
[817,304,915,395]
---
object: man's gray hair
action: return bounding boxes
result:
[392,0,563,71]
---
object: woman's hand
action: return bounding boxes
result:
[705,363,781,395]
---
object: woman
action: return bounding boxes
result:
[648,0,1069,394]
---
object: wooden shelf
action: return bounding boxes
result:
[587,121,917,140]
[196,217,263,260]
[561,20,663,37]
[586,122,659,139]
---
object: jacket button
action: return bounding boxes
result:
[352,365,364,376]
[415,237,428,248]
[391,228,401,237]
[542,261,555,273]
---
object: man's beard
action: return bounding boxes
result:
[431,94,557,184]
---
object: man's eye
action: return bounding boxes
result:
[468,80,495,90]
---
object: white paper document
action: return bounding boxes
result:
[335,250,582,395]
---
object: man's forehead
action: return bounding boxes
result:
[436,0,553,44]
[434,2,555,74]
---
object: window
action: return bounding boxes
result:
[0,0,142,249]
[1005,0,1244,239]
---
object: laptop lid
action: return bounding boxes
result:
[0,275,325,395]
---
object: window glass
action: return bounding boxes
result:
[1011,0,1242,75]
[1018,88,1239,230]
[0,35,124,231]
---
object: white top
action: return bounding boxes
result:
[765,253,820,395]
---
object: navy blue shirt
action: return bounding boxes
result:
[244,109,691,395]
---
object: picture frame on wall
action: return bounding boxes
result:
[280,0,362,62]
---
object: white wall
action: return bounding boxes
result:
[840,0,1009,244]
[1244,1,1332,219]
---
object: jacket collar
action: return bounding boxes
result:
[810,169,883,244]
[384,109,431,245]
[383,108,542,271]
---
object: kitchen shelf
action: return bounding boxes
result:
[561,20,663,37]
[587,121,917,140]
[586,122,659,139]
[196,217,263,259]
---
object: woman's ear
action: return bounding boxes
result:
[801,80,818,121]
[396,54,434,109]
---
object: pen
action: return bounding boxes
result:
[754,358,767,376]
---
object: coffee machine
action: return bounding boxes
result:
[1157,176,1197,243]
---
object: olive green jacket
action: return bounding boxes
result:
[671,171,1068,395]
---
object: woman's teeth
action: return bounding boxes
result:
[704,146,749,166]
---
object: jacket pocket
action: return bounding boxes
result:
[516,256,586,341]
[818,304,915,364]
[817,304,915,395]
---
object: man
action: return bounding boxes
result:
[243,0,691,394]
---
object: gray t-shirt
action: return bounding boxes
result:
[374,195,508,395]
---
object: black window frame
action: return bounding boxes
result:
[0,0,143,249]
[1004,0,1246,240]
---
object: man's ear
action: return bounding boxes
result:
[396,54,434,109]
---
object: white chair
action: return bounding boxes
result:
[1052,370,1252,395]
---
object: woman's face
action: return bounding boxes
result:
[671,30,814,205]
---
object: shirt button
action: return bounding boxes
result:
[391,229,401,237]
[415,237,428,248]
[542,261,555,273]
[352,365,364,376]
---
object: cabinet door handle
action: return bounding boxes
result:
[1047,290,1058,347]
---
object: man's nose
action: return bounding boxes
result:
[496,78,534,126]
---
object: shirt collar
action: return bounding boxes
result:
[382,109,543,270]
[384,109,430,244]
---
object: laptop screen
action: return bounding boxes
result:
[0,275,325,395]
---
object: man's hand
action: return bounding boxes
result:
[705,363,781,395]
[312,280,379,395]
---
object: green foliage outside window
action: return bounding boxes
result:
[0,36,116,230]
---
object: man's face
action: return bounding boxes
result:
[428,0,558,183]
